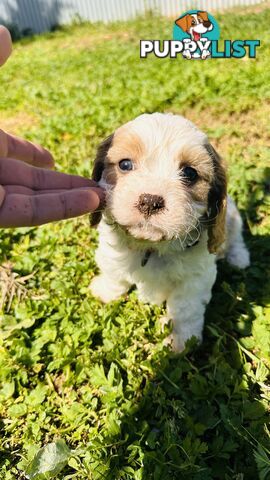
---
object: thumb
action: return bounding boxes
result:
[0,26,12,66]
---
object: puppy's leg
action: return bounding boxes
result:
[166,271,216,352]
[225,197,250,269]
[90,275,130,303]
[90,220,132,303]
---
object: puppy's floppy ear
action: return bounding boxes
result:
[175,14,190,32]
[205,144,227,254]
[92,133,114,182]
[90,133,114,227]
[198,11,209,22]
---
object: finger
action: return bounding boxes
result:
[3,185,95,195]
[0,157,100,190]
[0,184,5,207]
[0,189,101,227]
[0,130,54,168]
[0,26,12,66]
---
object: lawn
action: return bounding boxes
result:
[0,5,269,479]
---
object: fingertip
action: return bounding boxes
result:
[90,187,106,204]
[86,189,101,212]
[34,145,55,169]
[43,149,55,169]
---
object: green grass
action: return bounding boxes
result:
[0,6,270,479]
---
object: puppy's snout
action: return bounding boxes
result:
[203,20,211,28]
[137,194,165,217]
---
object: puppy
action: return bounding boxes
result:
[90,113,250,351]
[175,11,213,59]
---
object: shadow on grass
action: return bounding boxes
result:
[99,222,270,479]
[64,225,269,480]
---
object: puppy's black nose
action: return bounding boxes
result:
[203,20,211,28]
[137,194,165,217]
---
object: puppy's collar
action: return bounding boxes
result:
[186,239,200,249]
[141,249,153,267]
[141,238,200,267]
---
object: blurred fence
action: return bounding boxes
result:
[0,0,266,34]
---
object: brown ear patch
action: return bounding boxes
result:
[205,144,227,254]
[90,133,114,227]
[197,11,209,22]
[175,14,192,32]
[92,134,114,182]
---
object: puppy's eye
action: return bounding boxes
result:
[191,20,196,25]
[181,166,198,183]
[119,159,133,172]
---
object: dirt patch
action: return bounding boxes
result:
[179,103,270,155]
[0,111,39,135]
[60,30,131,51]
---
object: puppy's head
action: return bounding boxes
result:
[91,113,226,253]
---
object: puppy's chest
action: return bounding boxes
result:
[130,249,188,283]
[125,240,214,287]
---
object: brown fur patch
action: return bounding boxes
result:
[96,128,146,191]
[205,144,227,254]
[179,144,214,204]
[180,145,214,182]
[189,180,211,204]
[92,134,114,182]
[107,127,146,166]
[91,133,114,227]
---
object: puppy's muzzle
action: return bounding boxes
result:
[136,194,165,217]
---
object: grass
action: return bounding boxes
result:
[0,5,270,479]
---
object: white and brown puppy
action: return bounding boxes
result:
[90,113,250,351]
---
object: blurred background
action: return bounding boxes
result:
[0,0,266,37]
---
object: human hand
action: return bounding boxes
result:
[0,26,104,228]
[0,156,104,227]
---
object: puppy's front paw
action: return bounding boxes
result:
[164,331,202,353]
[163,333,185,353]
[90,275,125,303]
[159,315,171,333]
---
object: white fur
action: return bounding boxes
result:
[219,196,250,268]
[91,222,216,351]
[90,113,250,351]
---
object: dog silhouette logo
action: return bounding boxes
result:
[173,10,220,59]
